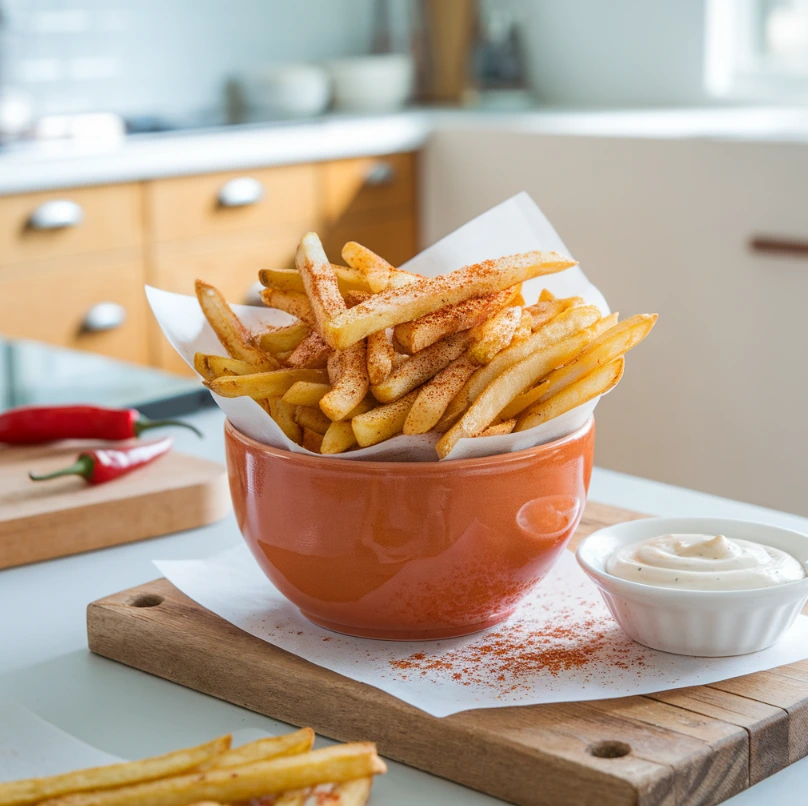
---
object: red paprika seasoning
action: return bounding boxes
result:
[29,436,174,485]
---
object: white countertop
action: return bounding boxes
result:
[4,106,808,196]
[2,406,808,804]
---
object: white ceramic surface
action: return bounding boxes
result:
[241,64,331,119]
[577,517,808,656]
[328,54,414,112]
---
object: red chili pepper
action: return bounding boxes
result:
[29,436,174,485]
[0,405,201,444]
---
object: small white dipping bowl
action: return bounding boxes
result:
[576,517,808,657]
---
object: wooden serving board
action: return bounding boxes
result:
[0,441,231,569]
[86,502,808,806]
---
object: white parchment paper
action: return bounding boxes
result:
[156,546,808,718]
[146,192,609,461]
[0,698,272,782]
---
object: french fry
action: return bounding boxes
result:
[520,314,655,412]
[320,420,358,455]
[525,297,584,331]
[195,281,278,371]
[260,288,316,326]
[268,398,302,444]
[282,382,331,407]
[371,331,471,403]
[439,305,603,430]
[323,250,578,350]
[205,369,327,399]
[516,357,625,432]
[403,355,477,435]
[342,241,421,292]
[258,322,310,354]
[343,290,371,308]
[352,390,418,447]
[468,306,522,365]
[193,353,256,380]
[320,342,369,421]
[0,736,231,806]
[346,396,377,418]
[366,328,396,386]
[285,330,331,369]
[207,730,314,770]
[539,288,556,302]
[435,319,612,459]
[294,405,333,435]
[512,309,533,343]
[302,427,324,453]
[259,266,370,296]
[393,288,516,354]
[479,420,516,437]
[295,232,345,340]
[40,744,386,806]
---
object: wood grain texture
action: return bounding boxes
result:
[86,502,807,806]
[0,444,230,569]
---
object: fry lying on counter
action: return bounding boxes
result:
[194,233,656,458]
[0,730,384,806]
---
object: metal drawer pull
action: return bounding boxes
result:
[82,302,127,333]
[28,199,84,230]
[217,177,265,208]
[364,161,396,187]
[750,236,808,258]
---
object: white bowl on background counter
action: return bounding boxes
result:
[576,517,808,657]
[327,54,414,113]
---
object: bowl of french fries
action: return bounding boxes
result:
[0,728,385,806]
[182,226,655,639]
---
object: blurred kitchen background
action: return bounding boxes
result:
[1,0,808,514]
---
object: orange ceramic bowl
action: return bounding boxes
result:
[225,417,595,640]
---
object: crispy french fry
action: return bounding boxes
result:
[496,384,546,421]
[525,297,584,331]
[479,419,516,437]
[371,331,471,403]
[324,251,577,350]
[321,420,358,455]
[439,305,603,430]
[320,342,369,421]
[195,281,278,370]
[205,369,327,399]
[260,288,316,326]
[512,309,533,343]
[268,398,302,444]
[522,314,655,411]
[539,288,556,302]
[344,290,371,308]
[393,288,515,354]
[285,330,331,369]
[468,306,522,365]
[346,396,377,418]
[40,744,386,806]
[207,730,314,770]
[516,357,625,432]
[342,242,421,292]
[193,774,373,806]
[352,390,418,447]
[296,233,345,339]
[193,353,256,380]
[435,318,611,459]
[302,427,324,453]
[259,266,370,296]
[403,354,477,435]
[295,405,333,435]
[282,382,331,407]
[366,328,395,386]
[0,736,231,806]
[258,322,309,354]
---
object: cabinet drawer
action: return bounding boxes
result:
[322,213,418,269]
[0,184,143,268]
[147,164,319,243]
[0,251,149,364]
[150,227,303,374]
[322,152,416,225]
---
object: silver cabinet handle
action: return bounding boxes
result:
[364,161,396,187]
[81,302,126,333]
[28,199,84,230]
[217,177,264,208]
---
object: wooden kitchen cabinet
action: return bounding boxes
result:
[322,214,418,268]
[0,250,149,364]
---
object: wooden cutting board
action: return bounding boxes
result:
[1,440,230,569]
[86,501,808,806]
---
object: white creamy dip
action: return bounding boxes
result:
[606,533,806,591]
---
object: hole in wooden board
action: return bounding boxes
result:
[129,594,164,608]
[587,740,631,759]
